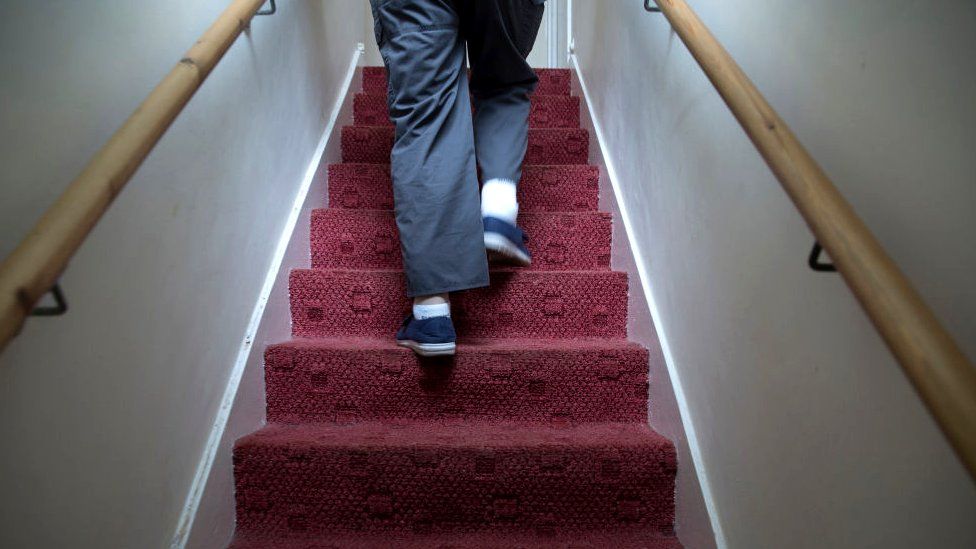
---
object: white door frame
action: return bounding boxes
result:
[544,0,568,68]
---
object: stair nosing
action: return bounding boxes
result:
[270,335,643,350]
[237,420,672,451]
[293,266,623,272]
[312,207,611,216]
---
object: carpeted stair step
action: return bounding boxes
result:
[311,209,611,271]
[342,126,589,165]
[229,530,682,548]
[362,66,572,96]
[328,163,600,212]
[233,421,677,537]
[354,93,581,129]
[289,269,627,339]
[264,337,649,424]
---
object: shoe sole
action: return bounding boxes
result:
[396,339,457,357]
[484,232,532,267]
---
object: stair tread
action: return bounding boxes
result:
[357,91,574,99]
[297,267,620,274]
[311,208,611,271]
[344,126,586,137]
[362,66,572,96]
[348,125,585,132]
[235,421,676,536]
[272,336,641,352]
[332,162,596,168]
[230,530,681,548]
[290,269,628,339]
[342,126,588,164]
[328,163,600,212]
[264,336,649,425]
[354,92,580,128]
[237,420,672,450]
[312,207,608,216]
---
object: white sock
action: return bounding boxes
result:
[481,178,519,224]
[413,301,450,319]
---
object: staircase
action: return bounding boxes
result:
[229,67,681,548]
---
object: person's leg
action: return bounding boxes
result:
[370,0,487,355]
[460,0,545,266]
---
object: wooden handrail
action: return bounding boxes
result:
[651,0,976,479]
[0,0,266,351]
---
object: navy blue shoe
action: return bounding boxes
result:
[395,314,457,356]
[483,216,532,267]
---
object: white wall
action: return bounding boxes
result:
[184,55,361,549]
[361,3,382,66]
[573,74,717,548]
[572,1,976,548]
[0,1,365,548]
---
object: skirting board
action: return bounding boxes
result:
[570,53,725,549]
[172,46,364,549]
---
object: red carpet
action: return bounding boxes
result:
[289,269,628,339]
[362,66,572,96]
[263,338,650,424]
[230,531,681,548]
[230,68,681,548]
[311,209,612,271]
[354,92,582,128]
[341,126,589,165]
[328,164,600,212]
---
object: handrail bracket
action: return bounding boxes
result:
[30,283,68,317]
[256,0,276,16]
[808,241,837,272]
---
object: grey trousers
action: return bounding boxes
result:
[369,0,545,297]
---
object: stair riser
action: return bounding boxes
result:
[264,345,648,424]
[328,164,600,212]
[341,127,589,165]
[363,67,572,96]
[234,445,676,535]
[289,270,628,339]
[311,210,611,271]
[231,532,682,549]
[354,93,581,129]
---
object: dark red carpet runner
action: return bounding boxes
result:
[230,67,681,548]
